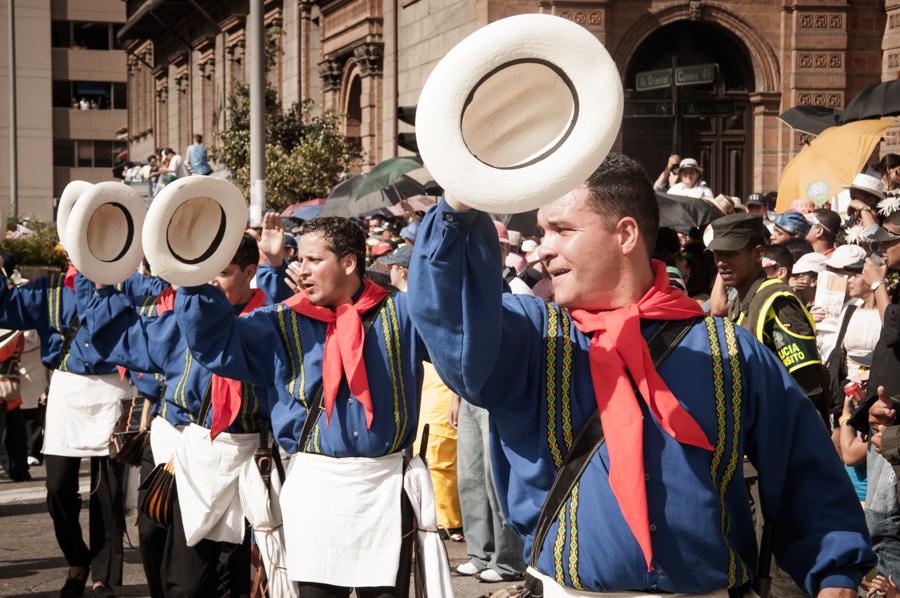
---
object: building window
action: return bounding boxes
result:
[50,21,122,50]
[53,140,123,168]
[51,81,126,110]
[53,140,75,167]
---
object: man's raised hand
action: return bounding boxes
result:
[259,212,285,267]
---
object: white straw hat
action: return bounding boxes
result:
[416,13,623,214]
[65,182,147,285]
[142,176,248,286]
[56,180,94,247]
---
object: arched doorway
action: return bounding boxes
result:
[344,73,362,153]
[623,21,756,198]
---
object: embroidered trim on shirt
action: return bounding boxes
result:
[382,300,403,452]
[275,304,306,407]
[388,298,409,446]
[546,304,563,468]
[171,349,193,421]
[705,317,749,587]
[567,482,583,589]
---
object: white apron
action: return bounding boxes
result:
[42,370,129,457]
[281,451,404,587]
[526,568,731,598]
[149,415,181,465]
[172,423,257,546]
[403,456,454,598]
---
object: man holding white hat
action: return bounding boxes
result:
[666,158,714,200]
[174,217,426,598]
[76,233,278,598]
[0,181,156,597]
[408,154,872,597]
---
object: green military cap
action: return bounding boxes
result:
[706,213,766,251]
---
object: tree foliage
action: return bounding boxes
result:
[212,83,362,209]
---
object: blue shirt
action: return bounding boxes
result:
[0,272,118,374]
[77,279,273,436]
[255,263,294,304]
[407,200,875,595]
[174,285,427,455]
[187,143,212,175]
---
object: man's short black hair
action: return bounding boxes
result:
[231,233,261,270]
[811,208,840,242]
[585,153,659,254]
[782,238,813,264]
[301,217,367,278]
[763,244,793,271]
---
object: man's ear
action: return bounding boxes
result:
[341,253,358,276]
[244,263,258,281]
[751,244,765,263]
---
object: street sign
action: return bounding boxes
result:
[624,101,674,118]
[675,63,717,87]
[635,63,717,91]
[635,69,672,92]
[681,99,735,118]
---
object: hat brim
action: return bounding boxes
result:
[65,182,146,285]
[143,176,248,287]
[416,13,623,214]
[845,184,885,200]
[57,180,94,247]
[870,226,900,244]
[706,236,751,252]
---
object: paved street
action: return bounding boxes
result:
[0,462,513,597]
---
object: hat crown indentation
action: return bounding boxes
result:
[166,196,227,265]
[460,59,578,170]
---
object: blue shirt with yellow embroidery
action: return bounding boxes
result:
[0,271,120,374]
[76,279,272,435]
[173,285,426,455]
[407,200,874,596]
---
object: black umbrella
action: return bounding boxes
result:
[840,79,900,123]
[348,175,425,217]
[489,210,542,237]
[779,106,843,135]
[320,175,364,218]
[656,191,724,230]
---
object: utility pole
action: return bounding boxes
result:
[671,56,680,156]
[8,0,17,227]
[248,0,265,226]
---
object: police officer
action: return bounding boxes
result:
[709,213,831,425]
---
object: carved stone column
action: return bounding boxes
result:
[319,58,343,112]
[353,43,384,167]
[749,91,782,194]
[884,1,900,153]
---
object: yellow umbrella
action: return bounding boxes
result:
[776,118,894,212]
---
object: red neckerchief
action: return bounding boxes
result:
[64,264,77,290]
[568,260,712,571]
[156,287,268,439]
[209,289,267,439]
[283,279,389,429]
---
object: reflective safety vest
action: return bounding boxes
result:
[736,278,821,374]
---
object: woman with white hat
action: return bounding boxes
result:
[666,158,714,200]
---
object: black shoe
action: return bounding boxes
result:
[90,584,117,598]
[60,567,89,597]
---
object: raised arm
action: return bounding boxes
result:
[408,199,546,407]
[76,279,163,374]
[0,274,51,334]
[174,285,278,386]
[742,334,875,595]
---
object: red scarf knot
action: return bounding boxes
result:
[568,260,711,571]
[284,279,389,430]
[64,264,78,290]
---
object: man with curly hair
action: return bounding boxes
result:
[175,216,427,598]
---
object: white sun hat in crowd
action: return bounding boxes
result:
[415,13,623,214]
[65,182,147,285]
[791,252,828,275]
[143,175,248,287]
[845,173,885,200]
[56,180,94,247]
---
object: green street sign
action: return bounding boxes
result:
[681,99,735,118]
[624,100,674,118]
[675,64,717,87]
[635,69,672,92]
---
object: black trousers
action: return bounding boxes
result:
[3,406,30,480]
[44,454,125,585]
[297,494,415,598]
[137,442,167,598]
[21,405,45,461]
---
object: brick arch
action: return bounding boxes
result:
[340,60,363,141]
[612,2,780,93]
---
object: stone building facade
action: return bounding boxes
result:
[120,0,895,201]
